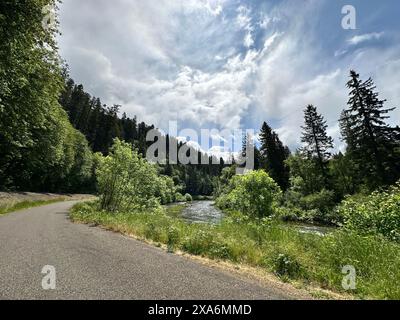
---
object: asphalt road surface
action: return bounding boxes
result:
[0,201,306,300]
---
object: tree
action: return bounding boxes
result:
[259,122,290,190]
[340,70,400,188]
[301,105,333,185]
[0,0,93,192]
[285,152,325,195]
[216,170,282,218]
[328,152,359,197]
[96,139,163,212]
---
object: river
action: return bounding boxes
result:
[170,200,335,236]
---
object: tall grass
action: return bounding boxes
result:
[71,201,400,299]
[0,198,66,216]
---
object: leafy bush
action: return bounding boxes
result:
[281,187,338,224]
[175,193,186,203]
[96,139,175,212]
[337,182,400,241]
[217,170,282,218]
[300,189,335,213]
[272,253,303,280]
[156,175,177,205]
[167,226,180,252]
[185,194,193,202]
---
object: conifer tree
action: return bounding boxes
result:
[259,122,290,190]
[301,105,333,184]
[340,70,400,187]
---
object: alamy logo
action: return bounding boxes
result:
[342,5,356,30]
[41,265,56,290]
[342,265,356,290]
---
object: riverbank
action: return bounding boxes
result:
[71,201,400,299]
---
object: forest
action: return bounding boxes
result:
[2,0,400,299]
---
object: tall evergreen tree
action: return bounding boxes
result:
[301,105,333,185]
[340,70,400,187]
[259,122,290,190]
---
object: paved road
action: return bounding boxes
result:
[0,202,305,300]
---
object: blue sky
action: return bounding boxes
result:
[58,0,400,154]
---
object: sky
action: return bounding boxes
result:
[58,0,400,155]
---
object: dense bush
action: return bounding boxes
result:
[281,177,338,224]
[174,193,186,203]
[216,170,282,218]
[272,253,303,280]
[96,139,175,212]
[337,182,400,242]
[156,175,177,205]
[185,193,193,202]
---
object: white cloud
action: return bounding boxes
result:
[347,32,384,46]
[58,0,400,154]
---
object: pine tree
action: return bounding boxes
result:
[340,70,400,187]
[301,105,333,184]
[259,122,290,190]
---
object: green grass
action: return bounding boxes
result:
[0,198,67,216]
[70,201,400,299]
[164,203,187,218]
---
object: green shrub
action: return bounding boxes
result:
[174,193,186,203]
[167,226,180,252]
[96,139,176,212]
[185,194,193,202]
[281,188,338,224]
[182,229,214,255]
[337,182,400,241]
[300,189,335,213]
[217,170,282,218]
[272,253,303,280]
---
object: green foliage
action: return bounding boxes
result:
[167,226,180,252]
[174,193,186,203]
[300,104,333,185]
[272,253,303,280]
[0,198,66,216]
[156,175,177,205]
[217,170,282,218]
[285,153,325,195]
[340,70,400,189]
[337,182,400,242]
[281,187,337,224]
[213,166,237,197]
[96,139,174,212]
[0,0,94,192]
[328,152,359,197]
[184,193,193,202]
[300,189,335,213]
[259,122,290,190]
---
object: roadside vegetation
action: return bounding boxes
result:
[0,193,94,216]
[0,199,65,216]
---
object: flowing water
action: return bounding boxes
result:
[176,201,224,224]
[287,222,335,236]
[170,201,335,235]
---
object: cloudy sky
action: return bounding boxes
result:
[58,0,400,153]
